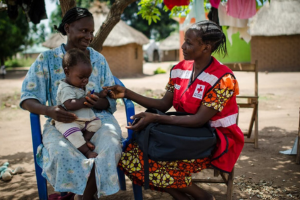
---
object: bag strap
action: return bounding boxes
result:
[142,123,156,190]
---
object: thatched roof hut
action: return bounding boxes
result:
[159,33,180,61]
[43,2,149,77]
[249,0,300,71]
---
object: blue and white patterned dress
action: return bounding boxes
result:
[20,44,122,197]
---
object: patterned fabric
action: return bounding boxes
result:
[118,73,239,191]
[166,74,239,112]
[118,143,211,191]
[202,74,239,111]
[20,44,122,198]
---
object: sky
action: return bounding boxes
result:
[40,0,57,36]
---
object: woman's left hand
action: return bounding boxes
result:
[126,112,156,132]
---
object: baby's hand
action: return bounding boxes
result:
[98,89,108,98]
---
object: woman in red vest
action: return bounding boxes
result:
[105,20,244,200]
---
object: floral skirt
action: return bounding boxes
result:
[118,143,211,191]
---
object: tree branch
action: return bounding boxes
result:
[59,0,76,16]
[89,0,138,52]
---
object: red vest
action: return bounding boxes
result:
[171,57,244,172]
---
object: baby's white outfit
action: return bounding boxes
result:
[55,80,101,148]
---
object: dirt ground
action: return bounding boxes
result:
[0,62,300,200]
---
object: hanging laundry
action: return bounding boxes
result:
[218,2,251,44]
[182,0,206,29]
[164,0,190,10]
[6,0,47,24]
[27,0,47,24]
[210,0,221,9]
[208,7,219,25]
[227,0,256,19]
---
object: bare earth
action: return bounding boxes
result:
[0,62,300,200]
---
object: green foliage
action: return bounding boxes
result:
[49,3,62,33]
[4,58,36,68]
[138,0,162,25]
[0,7,30,63]
[28,23,47,44]
[154,67,166,74]
[119,1,178,40]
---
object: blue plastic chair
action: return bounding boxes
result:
[30,76,143,200]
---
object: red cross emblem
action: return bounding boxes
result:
[197,86,203,93]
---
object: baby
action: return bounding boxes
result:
[55,49,107,158]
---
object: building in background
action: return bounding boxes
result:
[22,44,49,59]
[249,0,300,71]
[159,32,180,62]
[43,2,149,77]
[143,39,161,62]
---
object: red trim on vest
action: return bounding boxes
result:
[171,57,244,172]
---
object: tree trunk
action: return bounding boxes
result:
[59,0,76,16]
[89,0,138,52]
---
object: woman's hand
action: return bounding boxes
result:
[84,92,100,108]
[46,106,77,123]
[102,85,126,99]
[84,91,110,110]
[126,112,157,132]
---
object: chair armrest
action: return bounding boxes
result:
[236,95,258,99]
[30,113,42,156]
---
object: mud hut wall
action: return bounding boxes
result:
[101,43,143,77]
[161,50,179,62]
[251,35,300,71]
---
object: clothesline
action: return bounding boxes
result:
[165,0,259,44]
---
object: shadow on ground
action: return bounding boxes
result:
[0,126,299,200]
[3,70,28,80]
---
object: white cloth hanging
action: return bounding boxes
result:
[182,0,206,30]
[218,2,251,45]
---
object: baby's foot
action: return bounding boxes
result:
[83,130,95,141]
[86,141,95,151]
[78,143,98,158]
[85,150,98,158]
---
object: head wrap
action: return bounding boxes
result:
[54,7,93,35]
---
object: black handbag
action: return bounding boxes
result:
[132,108,217,189]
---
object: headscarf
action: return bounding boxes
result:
[54,7,93,35]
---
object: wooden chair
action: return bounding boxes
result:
[296,107,300,164]
[226,61,259,148]
[192,107,239,200]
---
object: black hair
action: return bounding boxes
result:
[54,7,93,35]
[189,20,227,57]
[62,49,91,70]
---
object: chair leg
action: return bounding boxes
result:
[296,108,300,164]
[34,161,48,200]
[254,104,259,149]
[226,168,234,200]
[132,183,143,200]
[117,167,126,191]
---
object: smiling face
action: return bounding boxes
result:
[64,16,95,51]
[65,62,92,89]
[181,29,206,61]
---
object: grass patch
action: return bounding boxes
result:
[154,67,166,74]
[5,58,35,68]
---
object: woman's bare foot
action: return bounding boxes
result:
[78,143,98,158]
[74,194,83,200]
